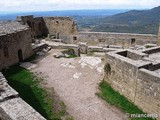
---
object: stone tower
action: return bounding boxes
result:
[157,24,160,45]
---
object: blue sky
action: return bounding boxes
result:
[0,0,160,12]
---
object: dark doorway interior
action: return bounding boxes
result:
[131,38,136,45]
[57,33,59,39]
[18,49,23,62]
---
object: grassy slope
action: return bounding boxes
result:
[97,81,155,120]
[2,65,60,120]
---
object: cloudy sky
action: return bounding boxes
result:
[0,0,160,12]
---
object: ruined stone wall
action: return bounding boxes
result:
[106,51,151,101]
[105,50,160,118]
[0,72,46,120]
[157,25,160,46]
[136,68,160,115]
[17,16,46,38]
[43,17,77,38]
[73,32,157,47]
[32,17,46,37]
[0,30,33,70]
[17,16,77,39]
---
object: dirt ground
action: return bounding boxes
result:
[27,49,127,120]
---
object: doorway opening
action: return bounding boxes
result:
[18,49,23,62]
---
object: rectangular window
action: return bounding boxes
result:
[73,36,77,40]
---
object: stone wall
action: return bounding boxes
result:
[0,72,46,120]
[72,32,157,48]
[105,49,160,119]
[43,17,77,37]
[157,25,160,46]
[17,16,77,39]
[136,68,160,115]
[0,29,33,70]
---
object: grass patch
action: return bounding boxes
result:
[66,54,77,58]
[2,65,62,120]
[96,81,155,120]
[145,45,154,48]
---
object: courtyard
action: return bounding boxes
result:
[22,49,127,120]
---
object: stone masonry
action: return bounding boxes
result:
[0,72,46,120]
[105,47,160,119]
[0,21,33,70]
[72,32,157,48]
[16,15,77,39]
[0,15,160,119]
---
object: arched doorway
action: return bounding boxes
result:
[18,49,23,62]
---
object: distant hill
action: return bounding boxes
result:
[0,9,128,20]
[91,6,160,34]
[100,6,160,25]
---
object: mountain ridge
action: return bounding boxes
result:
[91,6,160,34]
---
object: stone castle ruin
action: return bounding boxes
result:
[0,15,160,119]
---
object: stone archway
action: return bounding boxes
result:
[18,49,23,62]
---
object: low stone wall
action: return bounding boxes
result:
[105,50,160,119]
[48,43,80,57]
[0,72,46,120]
[142,46,160,54]
[71,32,157,48]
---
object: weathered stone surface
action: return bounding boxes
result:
[72,32,157,48]
[16,15,77,38]
[0,24,33,70]
[105,48,160,118]
[0,72,46,120]
[0,21,29,36]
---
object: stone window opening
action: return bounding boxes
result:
[27,21,32,28]
[18,49,23,62]
[4,46,9,57]
[73,36,77,40]
[38,23,42,31]
[56,33,59,39]
[56,21,59,24]
[131,38,136,45]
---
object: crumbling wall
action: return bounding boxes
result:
[43,17,77,37]
[17,16,47,38]
[17,16,77,39]
[73,32,157,47]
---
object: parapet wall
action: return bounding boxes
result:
[72,32,157,48]
[0,72,46,120]
[105,48,160,118]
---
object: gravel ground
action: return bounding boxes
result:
[31,49,127,120]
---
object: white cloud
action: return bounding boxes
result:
[0,0,159,12]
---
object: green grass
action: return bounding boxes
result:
[96,81,155,120]
[66,54,77,58]
[145,45,154,48]
[2,65,61,120]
